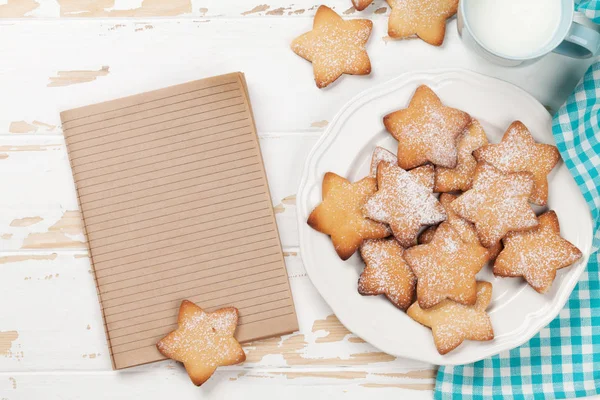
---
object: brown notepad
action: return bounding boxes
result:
[61,72,298,370]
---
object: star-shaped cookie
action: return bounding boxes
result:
[370,146,398,178]
[407,281,494,354]
[418,193,503,261]
[494,211,582,293]
[451,163,539,248]
[384,85,471,169]
[434,119,489,193]
[352,0,374,11]
[386,0,459,46]
[308,172,390,260]
[363,162,446,247]
[358,238,417,310]
[156,301,246,386]
[291,5,373,88]
[404,221,488,309]
[474,121,560,205]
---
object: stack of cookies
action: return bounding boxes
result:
[307,85,583,355]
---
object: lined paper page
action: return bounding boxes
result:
[61,73,298,370]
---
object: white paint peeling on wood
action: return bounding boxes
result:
[57,0,192,17]
[0,0,39,17]
[10,216,43,227]
[47,66,110,87]
[0,331,19,356]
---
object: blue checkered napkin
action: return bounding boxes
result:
[434,47,600,400]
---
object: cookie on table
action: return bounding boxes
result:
[494,211,582,293]
[157,301,246,386]
[418,194,503,261]
[474,121,560,206]
[363,162,446,247]
[384,85,471,169]
[434,119,489,193]
[291,5,373,88]
[407,281,494,354]
[358,238,416,310]
[308,172,391,260]
[451,163,539,248]
[370,146,398,178]
[404,222,488,309]
[352,0,374,11]
[386,0,459,46]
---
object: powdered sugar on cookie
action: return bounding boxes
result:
[494,211,582,293]
[359,238,416,310]
[291,6,373,88]
[157,301,245,386]
[451,163,538,248]
[364,161,446,247]
[384,85,471,169]
[435,119,489,192]
[407,281,494,354]
[370,146,398,177]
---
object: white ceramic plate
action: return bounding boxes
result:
[296,69,593,365]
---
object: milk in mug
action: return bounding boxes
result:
[464,0,562,58]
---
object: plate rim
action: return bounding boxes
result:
[296,68,593,365]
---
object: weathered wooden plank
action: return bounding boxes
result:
[0,19,591,135]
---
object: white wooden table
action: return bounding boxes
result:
[0,1,596,399]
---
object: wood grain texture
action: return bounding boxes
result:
[0,20,591,134]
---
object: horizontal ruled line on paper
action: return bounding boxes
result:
[110,304,294,350]
[74,128,253,175]
[89,202,269,248]
[61,80,239,125]
[96,243,281,283]
[99,250,280,295]
[103,269,286,314]
[91,213,272,256]
[62,72,297,370]
[85,190,267,236]
[83,173,264,220]
[67,106,247,153]
[104,280,289,323]
[106,290,291,331]
[109,300,294,342]
[82,166,262,214]
[64,89,242,133]
[75,142,257,190]
[70,117,251,164]
[79,156,259,200]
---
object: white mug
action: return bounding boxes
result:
[458,0,600,66]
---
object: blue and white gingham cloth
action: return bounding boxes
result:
[435,3,600,398]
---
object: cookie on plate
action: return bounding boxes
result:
[291,5,373,88]
[418,194,503,261]
[308,172,391,260]
[404,222,488,309]
[451,163,539,248]
[157,301,246,386]
[407,281,494,354]
[384,85,471,169]
[434,119,489,193]
[370,146,398,178]
[474,121,560,206]
[386,0,459,46]
[352,0,373,11]
[359,238,417,310]
[494,211,582,293]
[363,162,446,247]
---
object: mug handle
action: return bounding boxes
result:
[553,22,600,59]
